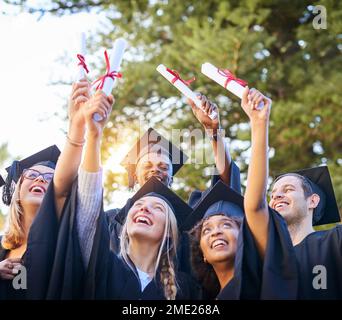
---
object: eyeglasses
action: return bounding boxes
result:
[22,168,54,182]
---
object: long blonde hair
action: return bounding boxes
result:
[1,177,25,250]
[120,196,179,300]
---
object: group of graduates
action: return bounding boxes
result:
[0,76,341,300]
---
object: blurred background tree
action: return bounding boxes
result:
[4,0,342,224]
[0,143,10,231]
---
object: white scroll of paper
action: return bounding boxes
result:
[201,62,264,110]
[156,64,218,120]
[93,38,127,121]
[76,32,87,81]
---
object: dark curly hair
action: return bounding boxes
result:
[188,214,243,299]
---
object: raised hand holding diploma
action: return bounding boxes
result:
[241,87,271,122]
[92,38,127,121]
[83,91,114,137]
[187,94,220,131]
[156,64,218,120]
[201,62,264,110]
[76,32,89,81]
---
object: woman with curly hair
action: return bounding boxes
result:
[186,87,297,299]
[188,189,243,299]
[190,194,243,299]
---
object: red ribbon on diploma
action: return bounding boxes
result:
[217,68,247,88]
[166,68,195,87]
[92,50,122,90]
[77,54,89,74]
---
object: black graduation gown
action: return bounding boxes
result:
[23,180,84,299]
[216,208,298,300]
[294,226,342,299]
[105,208,121,253]
[225,207,342,300]
[0,240,27,300]
[85,199,202,300]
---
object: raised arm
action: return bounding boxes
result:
[241,87,272,258]
[81,90,113,172]
[187,94,232,186]
[76,90,114,267]
[53,80,90,218]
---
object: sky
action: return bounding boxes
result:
[0,4,101,158]
[0,2,133,212]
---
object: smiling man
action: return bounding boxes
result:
[121,127,186,189]
[269,166,342,299]
[106,127,188,253]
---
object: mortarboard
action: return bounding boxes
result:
[121,128,188,188]
[2,145,60,205]
[115,176,193,230]
[183,180,245,231]
[280,166,340,226]
[0,175,5,188]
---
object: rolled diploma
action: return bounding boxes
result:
[156,64,217,120]
[77,32,87,81]
[93,38,127,121]
[201,62,264,109]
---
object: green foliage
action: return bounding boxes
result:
[7,0,342,218]
[0,143,10,166]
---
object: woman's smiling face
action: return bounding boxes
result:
[200,215,240,265]
[19,164,54,207]
[127,196,169,243]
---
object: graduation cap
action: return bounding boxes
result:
[277,166,340,226]
[0,175,5,188]
[121,128,188,188]
[183,180,245,231]
[2,145,60,206]
[115,176,193,230]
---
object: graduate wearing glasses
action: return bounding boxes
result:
[0,79,112,300]
[0,145,60,299]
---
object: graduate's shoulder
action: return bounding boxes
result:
[316,224,342,241]
[299,224,342,247]
[108,251,133,276]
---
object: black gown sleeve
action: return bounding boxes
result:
[218,208,298,300]
[83,204,112,299]
[0,238,10,300]
[258,209,299,299]
[105,208,121,254]
[24,178,85,299]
